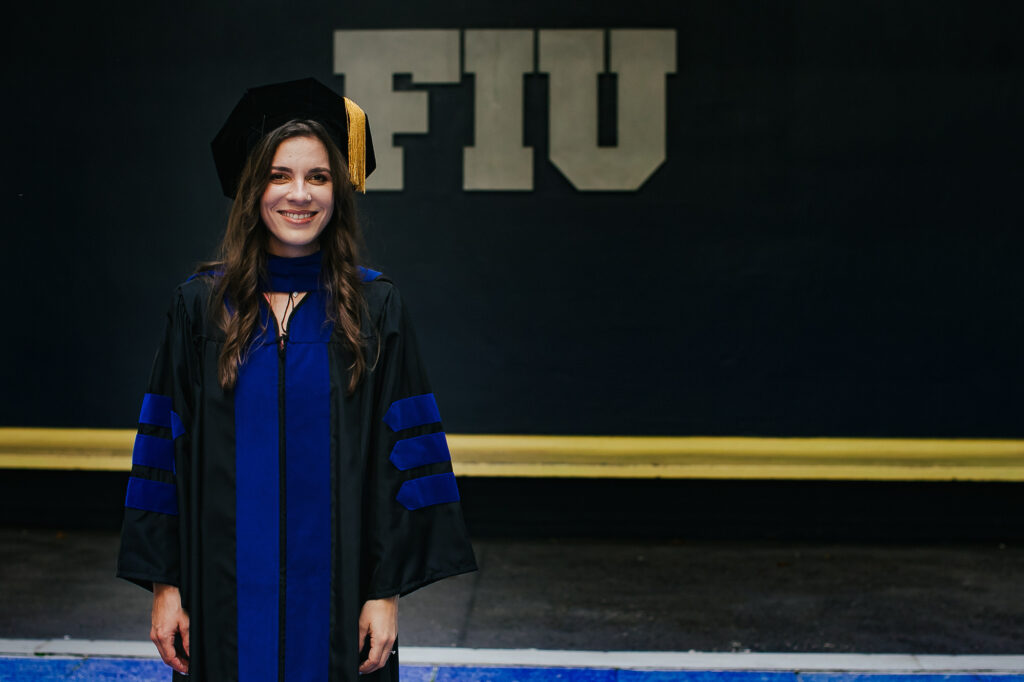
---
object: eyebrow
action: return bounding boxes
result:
[270,166,332,174]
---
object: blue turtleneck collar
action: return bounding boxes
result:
[265,251,323,292]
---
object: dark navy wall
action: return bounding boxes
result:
[4,1,1023,437]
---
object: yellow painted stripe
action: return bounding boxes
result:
[446,435,1024,481]
[1,428,1023,481]
[0,428,134,471]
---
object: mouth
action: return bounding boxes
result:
[278,210,318,224]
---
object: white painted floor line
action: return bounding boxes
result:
[1,639,1023,672]
[0,639,155,659]
[403,649,1024,672]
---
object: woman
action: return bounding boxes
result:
[117,78,477,682]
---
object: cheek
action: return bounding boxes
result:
[318,189,334,224]
[260,186,281,220]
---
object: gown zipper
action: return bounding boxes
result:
[266,291,309,682]
[277,326,287,682]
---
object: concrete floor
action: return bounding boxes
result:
[1,529,1022,653]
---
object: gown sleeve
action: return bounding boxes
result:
[362,285,478,600]
[117,288,195,591]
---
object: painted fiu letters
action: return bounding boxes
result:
[333,29,677,192]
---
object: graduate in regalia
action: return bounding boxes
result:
[117,78,477,682]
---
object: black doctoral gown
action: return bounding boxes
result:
[117,265,477,682]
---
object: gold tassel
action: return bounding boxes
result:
[343,97,367,193]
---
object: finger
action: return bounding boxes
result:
[371,634,395,673]
[359,634,384,674]
[152,630,173,664]
[182,620,191,657]
[359,643,382,673]
[172,655,189,675]
[153,633,186,674]
[357,619,368,656]
[377,636,395,671]
[162,646,187,673]
[356,623,372,673]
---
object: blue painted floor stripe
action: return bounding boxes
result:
[0,657,167,681]
[1,660,1022,682]
[434,667,617,682]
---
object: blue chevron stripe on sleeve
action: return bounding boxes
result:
[383,393,442,432]
[389,432,451,471]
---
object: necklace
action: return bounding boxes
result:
[264,291,300,350]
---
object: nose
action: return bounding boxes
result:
[286,180,311,203]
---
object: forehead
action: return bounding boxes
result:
[271,136,330,165]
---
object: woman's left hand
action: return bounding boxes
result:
[357,595,398,674]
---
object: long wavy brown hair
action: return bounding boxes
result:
[204,119,368,393]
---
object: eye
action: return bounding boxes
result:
[308,173,332,185]
[269,172,290,183]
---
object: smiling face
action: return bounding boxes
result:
[260,135,335,257]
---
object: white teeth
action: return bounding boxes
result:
[281,211,314,220]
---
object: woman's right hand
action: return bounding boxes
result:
[151,582,190,674]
